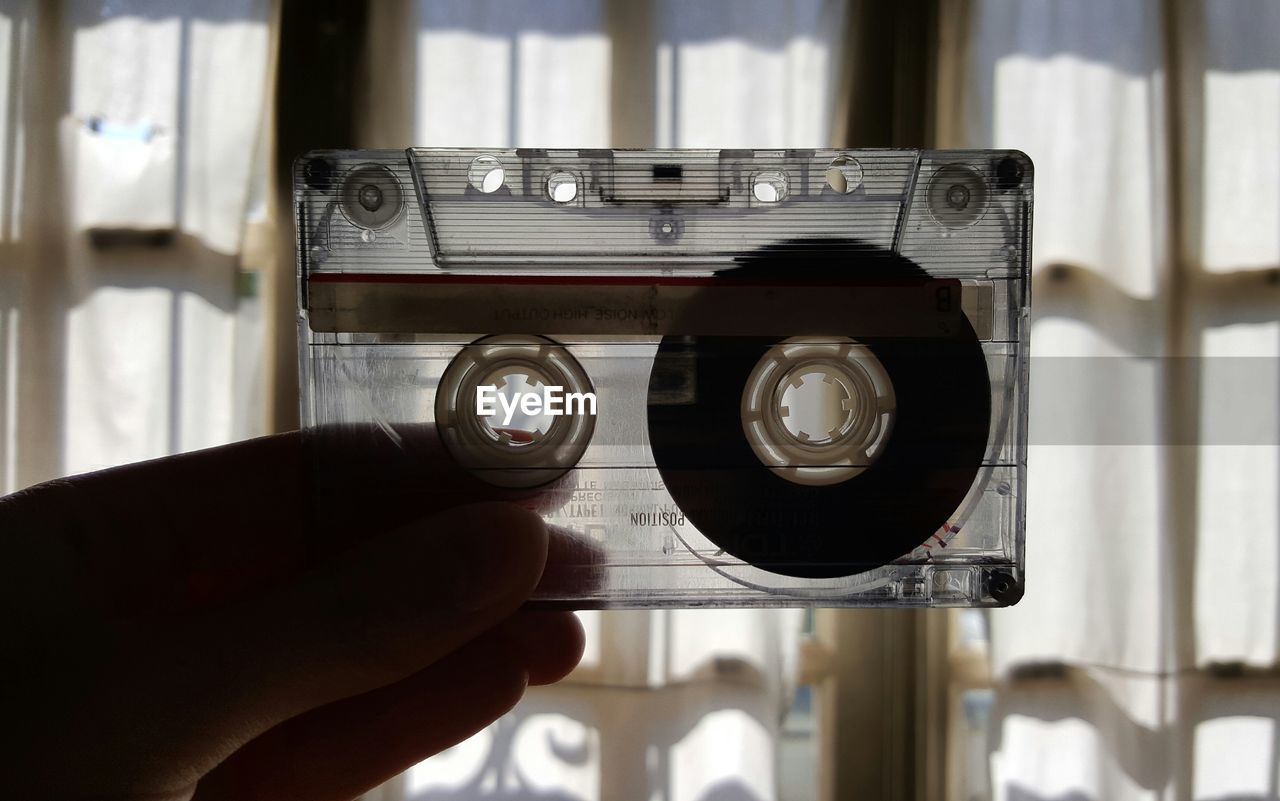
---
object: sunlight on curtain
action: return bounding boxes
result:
[415,0,611,148]
[652,0,841,148]
[1190,0,1280,671]
[943,1,1280,799]
[2,0,273,485]
[960,0,1172,675]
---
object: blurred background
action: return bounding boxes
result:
[2,1,1279,799]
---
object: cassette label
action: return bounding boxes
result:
[308,274,964,337]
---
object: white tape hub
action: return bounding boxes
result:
[436,335,596,488]
[740,337,896,486]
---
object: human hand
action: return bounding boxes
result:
[1,429,593,800]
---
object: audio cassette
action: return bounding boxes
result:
[296,147,1032,607]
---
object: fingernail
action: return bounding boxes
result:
[536,524,607,599]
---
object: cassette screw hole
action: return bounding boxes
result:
[304,157,335,189]
[468,155,505,193]
[752,170,788,203]
[995,155,1024,190]
[547,171,578,203]
[989,571,1022,605]
[358,184,383,212]
[651,214,682,241]
[825,155,863,194]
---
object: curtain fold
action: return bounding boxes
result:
[939,1,1280,799]
[945,0,1177,678]
[2,0,275,485]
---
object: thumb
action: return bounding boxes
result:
[89,502,549,789]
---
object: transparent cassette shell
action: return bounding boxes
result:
[296,148,1032,608]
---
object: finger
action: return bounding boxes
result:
[501,610,588,686]
[192,611,584,801]
[175,502,547,746]
[0,426,576,619]
[36,502,549,792]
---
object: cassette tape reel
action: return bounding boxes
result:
[647,246,992,581]
[297,148,1033,608]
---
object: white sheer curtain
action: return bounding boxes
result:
[359,2,848,799]
[939,1,1280,798]
[0,0,274,493]
[8,1,1276,798]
